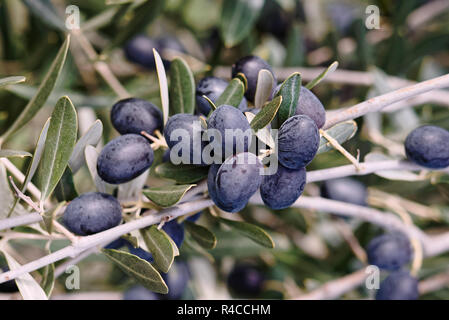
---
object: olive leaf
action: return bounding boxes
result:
[0,150,32,158]
[305,61,338,90]
[37,96,78,203]
[219,0,264,48]
[215,77,245,108]
[183,235,215,263]
[6,118,51,218]
[154,49,169,125]
[275,72,301,125]
[202,95,217,111]
[218,218,275,249]
[155,163,209,184]
[54,168,78,202]
[3,250,48,300]
[0,76,26,88]
[68,120,103,173]
[254,69,275,109]
[140,226,175,273]
[250,96,282,131]
[317,120,357,154]
[244,112,275,149]
[117,169,149,202]
[42,201,66,235]
[169,57,196,115]
[84,145,109,193]
[102,249,168,294]
[0,163,29,219]
[143,184,196,207]
[185,221,217,249]
[39,242,55,297]
[1,36,70,143]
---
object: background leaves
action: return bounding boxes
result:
[220,0,265,47]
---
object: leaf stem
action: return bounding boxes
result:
[319,129,361,170]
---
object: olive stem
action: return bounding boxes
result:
[140,131,168,150]
[1,158,42,201]
[8,176,78,243]
[293,268,368,300]
[319,129,361,170]
[0,198,213,284]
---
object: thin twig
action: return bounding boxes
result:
[306,160,449,183]
[319,129,360,170]
[0,198,213,284]
[323,73,449,129]
[293,268,368,300]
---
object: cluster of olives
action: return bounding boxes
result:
[59,36,449,301]
[366,233,418,300]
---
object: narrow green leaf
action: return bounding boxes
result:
[39,242,55,297]
[0,163,28,219]
[3,250,48,300]
[183,235,215,263]
[68,120,103,173]
[275,72,301,125]
[37,96,78,202]
[215,78,245,108]
[202,95,217,111]
[0,150,32,158]
[235,72,248,91]
[42,201,65,235]
[84,145,109,193]
[219,218,275,248]
[117,169,149,202]
[140,226,175,273]
[220,0,265,47]
[254,69,275,109]
[154,49,169,125]
[0,76,26,87]
[122,234,139,248]
[54,168,78,202]
[143,184,196,207]
[250,96,282,131]
[185,221,217,249]
[7,118,51,218]
[305,61,339,90]
[102,249,168,294]
[244,112,275,149]
[40,262,55,297]
[317,120,357,154]
[155,163,209,184]
[1,36,70,143]
[169,58,195,115]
